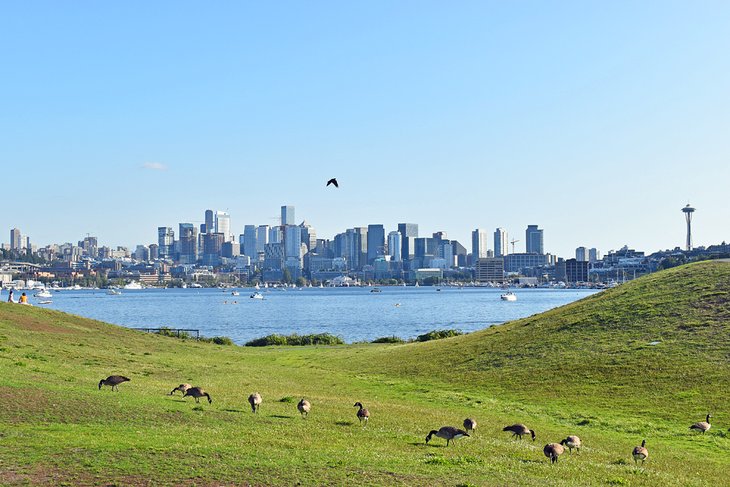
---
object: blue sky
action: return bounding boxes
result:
[1,1,729,257]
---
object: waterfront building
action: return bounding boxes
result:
[494,228,508,257]
[565,258,589,283]
[475,257,505,282]
[504,253,548,273]
[525,225,544,254]
[472,229,489,260]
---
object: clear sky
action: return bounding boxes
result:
[2,1,729,257]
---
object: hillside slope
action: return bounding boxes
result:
[354,260,730,418]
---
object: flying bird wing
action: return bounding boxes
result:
[327,178,339,188]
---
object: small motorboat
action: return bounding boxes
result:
[250,292,264,300]
[231,291,240,296]
[370,287,382,293]
[500,291,517,301]
[38,300,53,305]
[35,290,52,298]
[106,289,122,295]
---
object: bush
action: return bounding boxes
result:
[200,336,235,346]
[372,335,405,344]
[416,329,463,342]
[245,333,345,347]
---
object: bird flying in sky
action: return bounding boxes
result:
[326,178,339,188]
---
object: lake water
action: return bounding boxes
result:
[27,287,598,344]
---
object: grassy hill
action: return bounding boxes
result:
[0,261,728,486]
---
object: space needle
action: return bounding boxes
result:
[682,204,695,251]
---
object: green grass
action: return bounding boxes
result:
[1,261,729,485]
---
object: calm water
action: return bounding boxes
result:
[29,287,598,344]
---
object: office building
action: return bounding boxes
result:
[179,223,198,264]
[565,258,589,283]
[494,227,508,257]
[10,228,23,251]
[397,223,418,265]
[281,205,295,226]
[256,225,269,253]
[589,248,600,263]
[367,224,385,264]
[157,227,174,258]
[475,257,505,282]
[215,211,231,242]
[525,225,544,254]
[268,226,282,244]
[387,231,402,262]
[472,229,489,260]
[242,225,257,257]
[204,210,214,234]
[576,246,588,262]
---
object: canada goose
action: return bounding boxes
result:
[98,375,130,391]
[183,387,212,404]
[560,435,582,454]
[425,426,469,446]
[632,439,648,464]
[544,443,565,464]
[248,392,262,413]
[354,402,370,425]
[463,418,477,434]
[689,413,712,434]
[169,383,192,396]
[502,424,536,441]
[298,398,311,418]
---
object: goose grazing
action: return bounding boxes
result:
[297,398,311,418]
[560,435,582,454]
[98,375,130,391]
[502,424,536,441]
[689,413,712,434]
[543,443,565,464]
[463,418,477,434]
[248,392,262,413]
[183,387,212,404]
[632,439,649,464]
[425,426,470,446]
[354,402,370,425]
[169,383,192,396]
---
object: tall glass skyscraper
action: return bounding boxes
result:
[387,231,402,262]
[525,225,544,254]
[281,205,295,226]
[494,227,508,257]
[397,223,418,265]
[366,224,385,264]
[472,229,489,260]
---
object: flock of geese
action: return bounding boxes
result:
[99,375,715,466]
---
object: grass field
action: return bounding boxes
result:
[1,261,728,486]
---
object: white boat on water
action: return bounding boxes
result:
[35,290,52,298]
[231,291,240,296]
[38,300,53,305]
[123,281,144,290]
[250,292,264,300]
[106,289,122,295]
[500,291,517,301]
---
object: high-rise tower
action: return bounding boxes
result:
[682,204,695,251]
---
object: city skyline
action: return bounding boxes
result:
[2,3,729,255]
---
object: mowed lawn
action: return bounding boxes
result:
[1,261,729,486]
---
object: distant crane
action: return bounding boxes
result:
[510,239,520,254]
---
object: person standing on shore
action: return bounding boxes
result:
[7,289,14,303]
